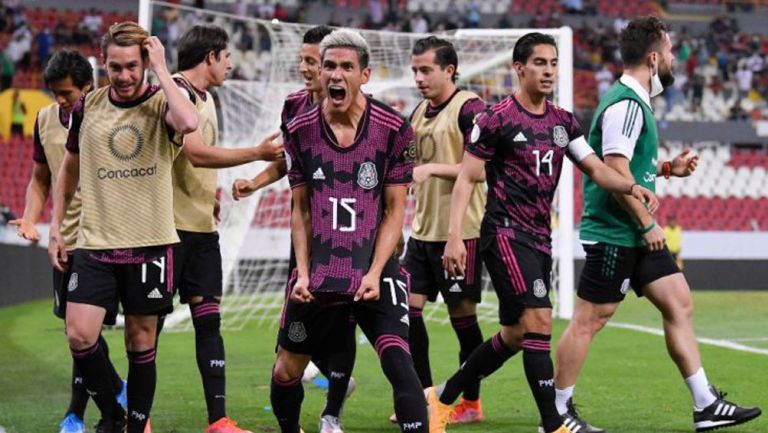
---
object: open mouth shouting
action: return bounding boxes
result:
[328,85,347,105]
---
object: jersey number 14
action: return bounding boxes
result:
[533,149,554,176]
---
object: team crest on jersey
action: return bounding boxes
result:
[552,125,569,148]
[532,279,547,298]
[357,161,378,189]
[68,273,78,292]
[404,140,417,162]
[288,322,307,343]
[107,124,144,161]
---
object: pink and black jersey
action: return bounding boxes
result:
[467,94,584,253]
[281,88,313,126]
[284,97,415,296]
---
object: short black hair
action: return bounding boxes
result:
[619,16,668,67]
[303,25,334,45]
[177,25,229,71]
[512,32,558,64]
[43,49,93,88]
[412,36,459,83]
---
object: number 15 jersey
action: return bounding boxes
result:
[284,98,414,296]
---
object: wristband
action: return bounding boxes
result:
[641,222,656,234]
[628,183,638,195]
[662,161,672,179]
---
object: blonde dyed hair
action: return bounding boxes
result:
[101,21,149,59]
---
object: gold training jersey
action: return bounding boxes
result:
[409,90,486,241]
[35,103,82,250]
[66,85,182,249]
[171,73,219,233]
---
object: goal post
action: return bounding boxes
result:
[139,0,575,330]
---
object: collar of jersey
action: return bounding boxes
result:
[108,84,160,109]
[319,97,370,152]
[619,74,652,109]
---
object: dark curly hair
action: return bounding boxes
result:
[43,49,93,88]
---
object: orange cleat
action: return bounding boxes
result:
[448,398,484,424]
[206,417,253,433]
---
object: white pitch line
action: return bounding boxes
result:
[726,336,768,342]
[609,322,768,356]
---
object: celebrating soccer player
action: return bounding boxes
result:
[10,50,127,433]
[403,36,487,424]
[554,16,762,432]
[166,24,284,433]
[232,25,359,433]
[49,22,198,433]
[271,29,427,433]
[431,32,658,433]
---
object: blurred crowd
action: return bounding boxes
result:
[2,0,767,121]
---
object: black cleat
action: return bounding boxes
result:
[694,386,762,432]
[94,417,126,433]
[538,399,606,433]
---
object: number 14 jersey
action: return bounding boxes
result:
[284,97,415,295]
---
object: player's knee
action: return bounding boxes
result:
[273,349,306,382]
[123,317,157,351]
[500,325,523,348]
[409,293,427,309]
[521,308,553,334]
[66,326,98,350]
[447,299,476,317]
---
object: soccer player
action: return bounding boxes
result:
[167,24,284,433]
[554,16,762,432]
[232,25,360,433]
[432,32,659,433]
[49,22,198,433]
[10,49,126,433]
[404,36,487,424]
[271,29,427,433]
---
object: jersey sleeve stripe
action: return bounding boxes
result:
[622,101,639,138]
[625,102,640,138]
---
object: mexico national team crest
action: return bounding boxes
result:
[288,322,307,343]
[552,125,569,148]
[357,161,378,190]
[533,279,547,298]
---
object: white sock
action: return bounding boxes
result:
[555,385,575,415]
[685,368,716,410]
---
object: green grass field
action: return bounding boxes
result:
[1,291,766,433]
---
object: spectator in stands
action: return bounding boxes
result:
[6,23,31,69]
[10,89,26,136]
[562,0,584,14]
[465,0,480,28]
[35,27,53,68]
[736,62,753,99]
[0,49,13,90]
[595,63,614,98]
[369,0,384,28]
[664,215,683,269]
[0,202,17,226]
[747,51,764,73]
[259,0,276,19]
[83,8,103,37]
[410,9,429,33]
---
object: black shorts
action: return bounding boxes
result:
[53,252,118,325]
[67,247,175,317]
[578,243,681,304]
[481,234,553,326]
[174,230,223,303]
[403,237,482,304]
[278,259,409,356]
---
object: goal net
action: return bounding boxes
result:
[141,1,574,331]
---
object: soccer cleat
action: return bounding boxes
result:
[425,386,452,433]
[94,417,126,433]
[448,398,484,424]
[117,380,128,411]
[318,415,343,433]
[207,417,253,433]
[59,413,86,433]
[693,386,762,432]
[538,399,606,433]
